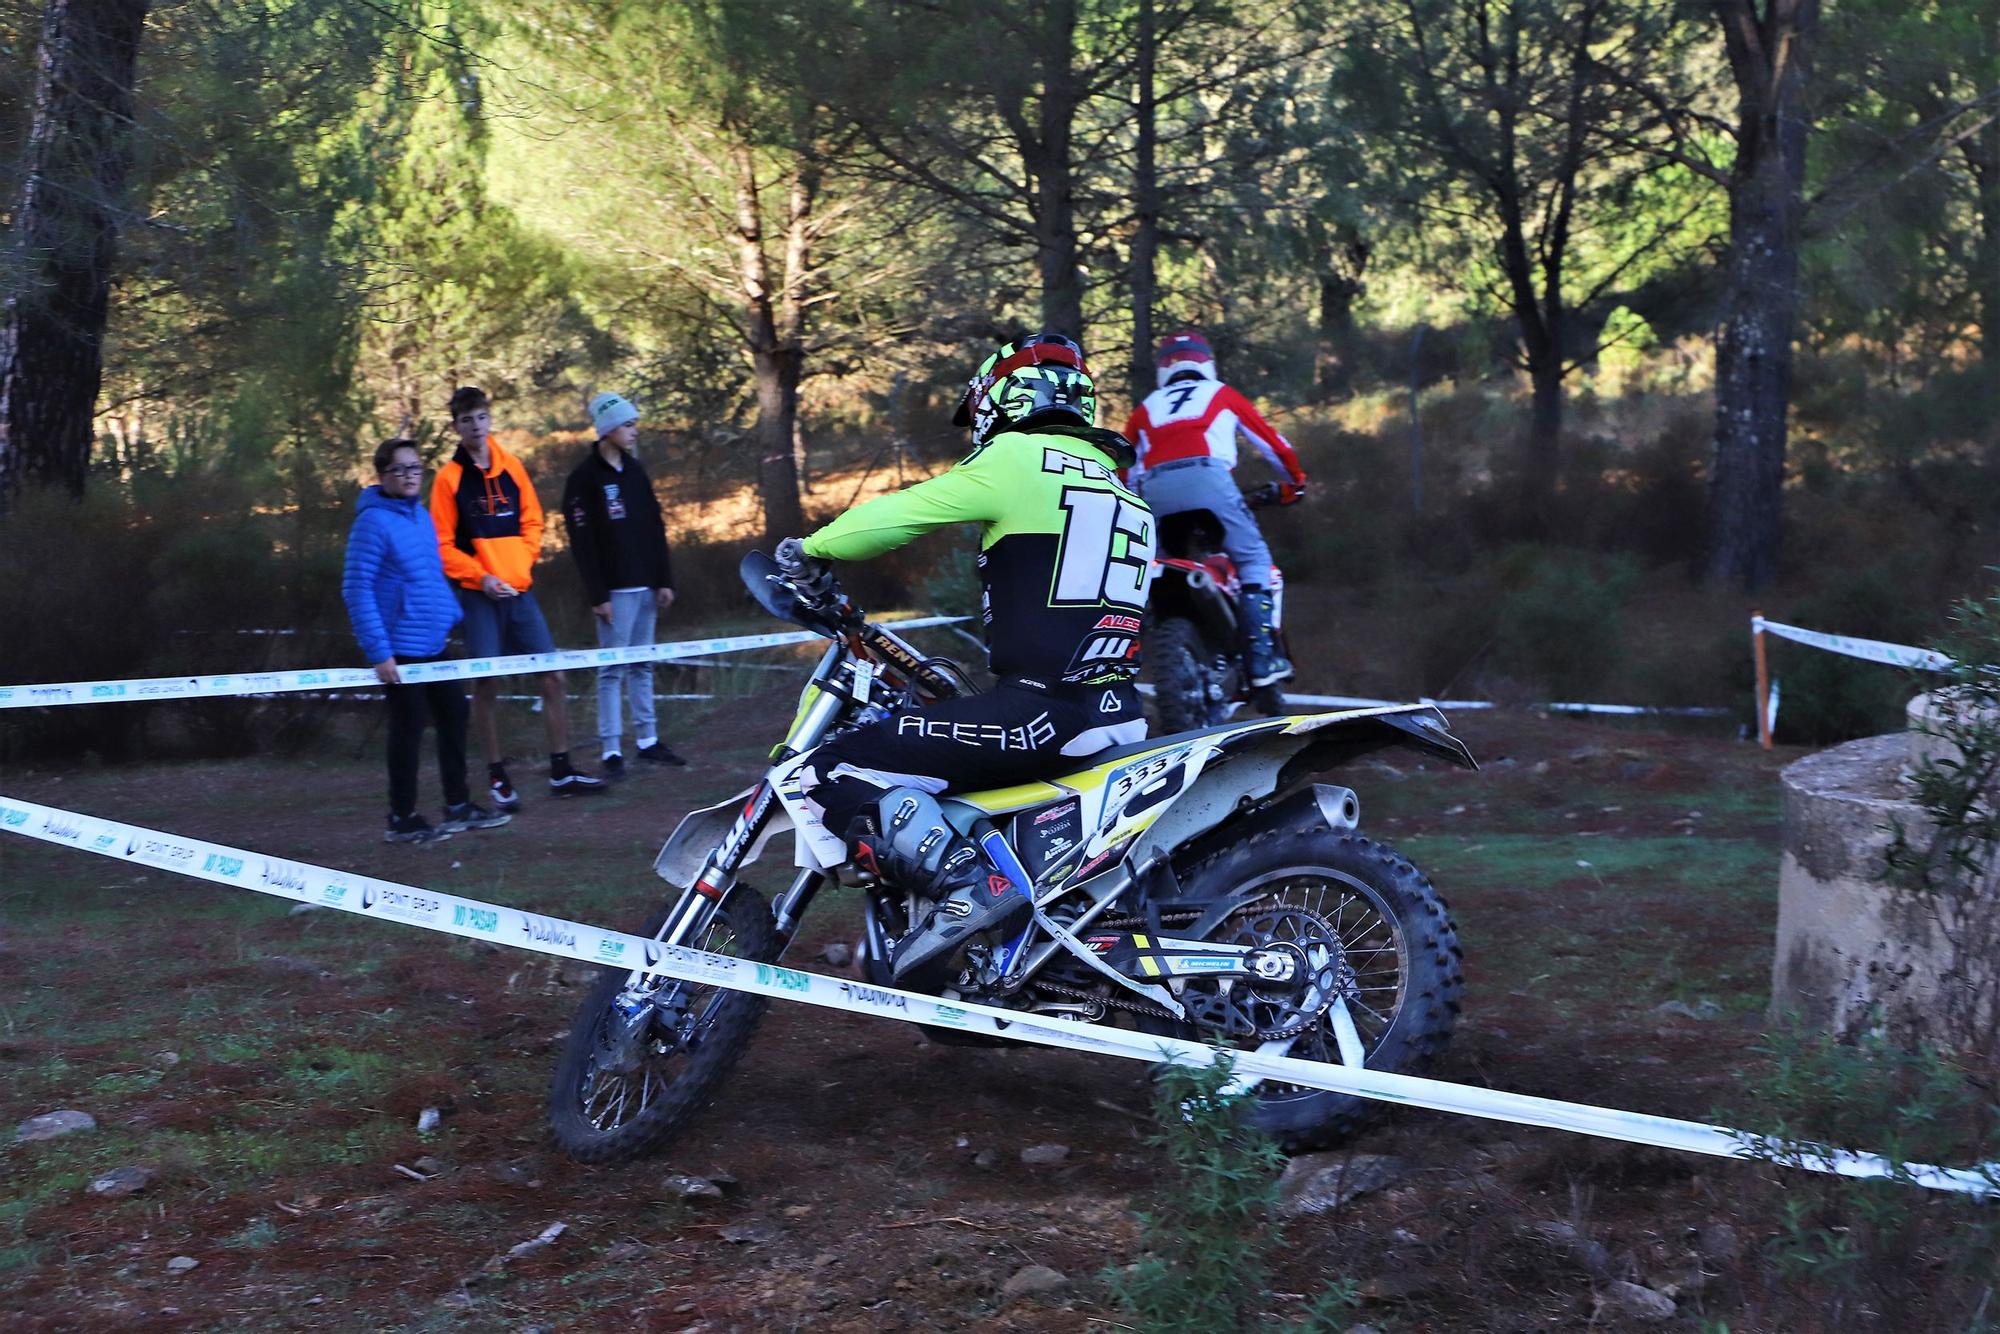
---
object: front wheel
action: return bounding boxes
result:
[548,886,776,1164]
[1166,828,1462,1152]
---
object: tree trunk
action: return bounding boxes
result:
[1969,10,2000,410]
[1498,190,1562,535]
[733,142,807,542]
[0,0,150,500]
[1314,235,1368,399]
[1030,0,1084,339]
[1525,354,1563,526]
[1705,0,1817,591]
[1126,0,1158,400]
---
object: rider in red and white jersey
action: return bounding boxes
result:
[1123,330,1307,687]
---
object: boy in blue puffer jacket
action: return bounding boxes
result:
[343,439,511,844]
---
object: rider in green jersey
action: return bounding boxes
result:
[775,333,1156,980]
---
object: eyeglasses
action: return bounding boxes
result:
[381,465,425,477]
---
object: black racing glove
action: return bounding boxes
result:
[774,536,836,605]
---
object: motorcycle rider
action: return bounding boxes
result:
[1123,330,1307,688]
[775,333,1154,981]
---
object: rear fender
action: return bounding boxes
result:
[1129,705,1474,869]
[1150,564,1238,645]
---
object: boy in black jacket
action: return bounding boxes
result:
[561,393,686,775]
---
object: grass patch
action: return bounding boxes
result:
[1406,831,1778,1016]
[223,1216,282,1250]
[282,1046,397,1101]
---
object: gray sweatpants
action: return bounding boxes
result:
[596,588,658,753]
[1135,459,1274,587]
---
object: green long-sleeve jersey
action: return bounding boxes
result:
[804,424,1156,686]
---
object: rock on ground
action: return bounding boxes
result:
[16,1109,96,1142]
[1277,1153,1409,1217]
[1695,1222,1743,1262]
[663,1173,724,1201]
[1519,1218,1611,1277]
[165,1257,199,1275]
[719,1221,781,1245]
[1019,1144,1070,1166]
[1597,1280,1676,1322]
[1001,1265,1070,1304]
[89,1165,155,1197]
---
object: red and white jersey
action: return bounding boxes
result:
[1122,378,1306,485]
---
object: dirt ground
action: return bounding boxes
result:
[0,670,1895,1331]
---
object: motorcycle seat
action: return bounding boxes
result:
[950,717,1297,817]
[1076,716,1288,767]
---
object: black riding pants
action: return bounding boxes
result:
[386,657,470,817]
[804,678,1143,837]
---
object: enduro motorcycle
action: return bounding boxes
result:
[548,550,1473,1164]
[1145,479,1299,733]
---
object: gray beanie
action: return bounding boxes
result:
[589,392,639,438]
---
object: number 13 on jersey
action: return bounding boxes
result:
[1052,487,1155,610]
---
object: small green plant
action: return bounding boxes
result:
[224,1217,282,1250]
[1885,579,2000,1057]
[1299,1279,1361,1331]
[1728,1025,2000,1330]
[1489,545,1638,699]
[1105,1054,1358,1332]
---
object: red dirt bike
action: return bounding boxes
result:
[1145,480,1298,733]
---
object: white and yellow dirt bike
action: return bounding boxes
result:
[548,552,1474,1163]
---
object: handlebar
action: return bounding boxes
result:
[1245,480,1305,509]
[743,548,967,702]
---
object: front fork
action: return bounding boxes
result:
[632,642,862,989]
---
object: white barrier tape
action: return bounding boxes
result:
[0,616,968,711]
[2,794,1993,1198]
[1753,616,1954,673]
[1162,687,1728,721]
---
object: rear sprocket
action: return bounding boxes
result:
[1180,899,1346,1042]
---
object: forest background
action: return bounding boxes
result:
[0,0,1995,759]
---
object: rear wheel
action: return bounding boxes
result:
[1167,828,1461,1151]
[548,887,776,1164]
[1147,615,1229,733]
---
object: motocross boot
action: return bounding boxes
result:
[1240,585,1294,688]
[853,788,1029,983]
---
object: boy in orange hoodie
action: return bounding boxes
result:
[430,386,604,806]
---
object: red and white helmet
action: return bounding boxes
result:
[1155,330,1217,388]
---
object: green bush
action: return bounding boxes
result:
[1105,1055,1358,1333]
[1769,565,1943,745]
[1105,1056,1287,1332]
[1488,546,1639,700]
[1729,1026,2000,1330]
[0,475,350,760]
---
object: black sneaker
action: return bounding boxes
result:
[636,742,687,767]
[601,753,627,782]
[550,768,607,798]
[440,801,511,833]
[489,766,521,812]
[385,813,449,845]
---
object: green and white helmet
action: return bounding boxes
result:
[951,332,1097,446]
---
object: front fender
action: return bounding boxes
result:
[653,785,795,888]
